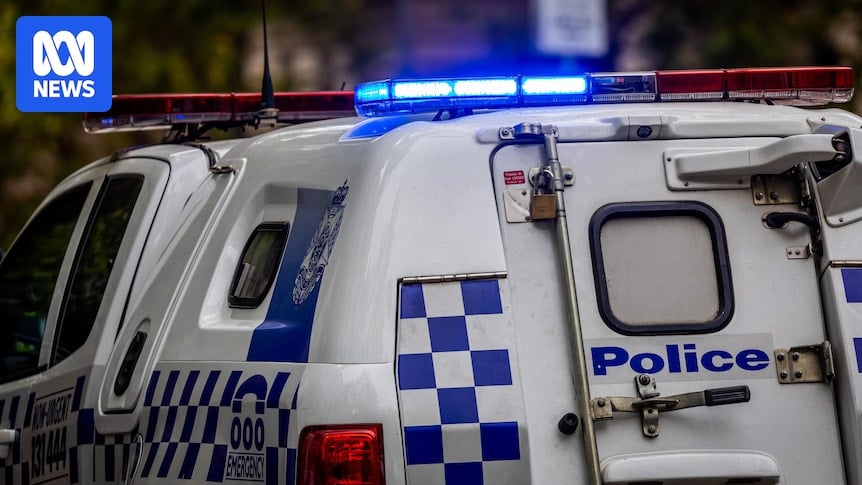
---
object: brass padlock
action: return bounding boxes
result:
[530,193,557,220]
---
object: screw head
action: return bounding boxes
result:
[777,353,785,361]
[638,374,651,385]
[795,371,804,378]
[780,371,789,379]
[597,399,606,407]
[792,352,800,361]
[647,424,657,433]
[564,172,574,181]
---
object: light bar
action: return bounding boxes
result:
[83,91,355,133]
[726,67,855,105]
[590,72,656,102]
[354,67,854,117]
[355,77,521,117]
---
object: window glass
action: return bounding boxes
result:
[0,183,91,381]
[53,176,143,364]
[229,222,289,308]
[589,201,733,335]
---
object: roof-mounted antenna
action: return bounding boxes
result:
[258,0,278,121]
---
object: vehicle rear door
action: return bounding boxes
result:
[493,124,843,484]
[0,167,105,485]
[1,157,169,485]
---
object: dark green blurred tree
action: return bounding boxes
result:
[609,0,862,86]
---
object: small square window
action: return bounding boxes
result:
[228,222,289,309]
[589,201,733,335]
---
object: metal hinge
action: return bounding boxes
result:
[590,375,751,438]
[774,341,835,384]
[751,171,801,206]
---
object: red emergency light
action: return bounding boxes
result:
[83,91,355,133]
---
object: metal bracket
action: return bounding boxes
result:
[636,374,661,437]
[499,123,557,140]
[786,245,811,259]
[590,376,751,438]
[752,172,800,206]
[529,166,575,187]
[775,341,835,384]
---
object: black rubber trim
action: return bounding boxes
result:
[588,201,734,336]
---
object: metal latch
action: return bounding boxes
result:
[751,172,800,205]
[591,375,751,438]
[774,341,835,384]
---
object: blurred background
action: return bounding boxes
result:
[1,0,861,247]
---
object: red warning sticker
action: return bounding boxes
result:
[504,170,526,185]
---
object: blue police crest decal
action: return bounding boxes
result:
[292,181,348,305]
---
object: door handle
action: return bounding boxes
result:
[591,374,750,437]
[0,428,17,460]
[592,386,750,414]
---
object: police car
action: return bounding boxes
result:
[0,66,860,484]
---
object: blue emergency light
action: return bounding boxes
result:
[353,67,854,117]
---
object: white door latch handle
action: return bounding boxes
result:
[0,429,17,460]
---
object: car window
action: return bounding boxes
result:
[52,176,143,365]
[229,222,289,308]
[0,183,91,382]
[589,201,734,335]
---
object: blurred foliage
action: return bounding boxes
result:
[0,0,366,248]
[1,0,861,248]
[608,0,862,87]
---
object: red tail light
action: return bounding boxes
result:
[298,424,385,485]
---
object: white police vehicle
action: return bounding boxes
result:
[1,66,861,485]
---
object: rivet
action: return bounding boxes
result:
[597,399,606,407]
[792,352,800,361]
[564,172,574,181]
[756,192,765,200]
[777,353,785,361]
[683,181,690,187]
[780,371,789,379]
[769,191,779,200]
[795,371,804,378]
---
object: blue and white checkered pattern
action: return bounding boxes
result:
[138,367,301,484]
[397,278,529,485]
[1,365,303,485]
[0,389,34,484]
[77,407,138,484]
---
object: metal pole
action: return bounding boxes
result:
[543,127,603,484]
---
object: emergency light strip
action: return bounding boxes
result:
[83,91,355,133]
[354,67,854,117]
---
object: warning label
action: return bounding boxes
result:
[504,170,526,185]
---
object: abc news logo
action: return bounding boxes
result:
[16,16,112,112]
[33,30,96,98]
